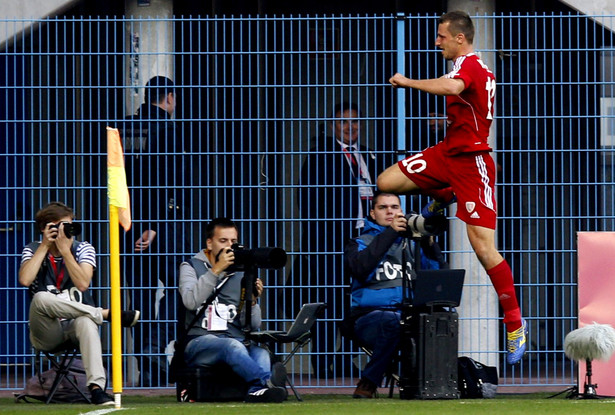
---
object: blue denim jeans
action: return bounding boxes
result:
[184,334,271,388]
[353,310,401,385]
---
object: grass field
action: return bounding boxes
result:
[2,393,615,415]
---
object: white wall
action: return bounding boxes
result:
[0,0,80,49]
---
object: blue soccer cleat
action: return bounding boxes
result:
[506,319,528,365]
[421,196,456,218]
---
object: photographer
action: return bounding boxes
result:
[178,218,287,403]
[344,193,413,398]
[18,202,140,405]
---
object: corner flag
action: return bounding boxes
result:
[107,127,131,231]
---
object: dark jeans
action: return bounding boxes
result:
[353,310,401,385]
[184,335,270,391]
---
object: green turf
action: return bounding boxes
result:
[2,393,615,415]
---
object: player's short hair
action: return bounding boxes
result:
[439,10,474,44]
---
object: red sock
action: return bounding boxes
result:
[423,187,455,204]
[486,260,522,332]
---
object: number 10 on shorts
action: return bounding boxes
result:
[401,153,427,174]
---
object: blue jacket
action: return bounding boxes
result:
[344,219,413,309]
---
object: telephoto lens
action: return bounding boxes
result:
[404,213,447,237]
[230,243,287,270]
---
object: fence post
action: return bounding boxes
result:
[395,13,407,163]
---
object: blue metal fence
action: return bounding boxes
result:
[2,13,614,391]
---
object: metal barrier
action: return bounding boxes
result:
[2,13,614,391]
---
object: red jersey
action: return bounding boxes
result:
[443,53,495,155]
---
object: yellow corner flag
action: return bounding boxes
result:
[106,126,130,407]
[107,127,131,231]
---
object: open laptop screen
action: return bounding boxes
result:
[412,269,465,307]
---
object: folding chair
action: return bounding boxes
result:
[340,313,400,398]
[358,346,400,398]
[248,302,326,401]
[34,342,91,404]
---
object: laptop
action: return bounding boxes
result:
[249,303,325,342]
[285,303,325,338]
[412,269,465,307]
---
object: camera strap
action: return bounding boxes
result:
[182,273,233,338]
[47,254,66,290]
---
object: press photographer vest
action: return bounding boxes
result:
[356,233,413,289]
[26,241,96,306]
[183,257,246,339]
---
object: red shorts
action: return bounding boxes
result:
[397,142,497,229]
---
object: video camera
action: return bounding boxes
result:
[50,222,82,238]
[228,243,287,271]
[403,212,447,238]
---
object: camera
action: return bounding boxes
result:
[228,243,287,271]
[50,222,82,238]
[403,212,447,238]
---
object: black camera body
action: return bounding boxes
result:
[229,243,287,271]
[50,222,82,238]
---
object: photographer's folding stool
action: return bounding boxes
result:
[35,342,91,404]
[248,302,326,401]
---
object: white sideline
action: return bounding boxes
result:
[80,408,126,415]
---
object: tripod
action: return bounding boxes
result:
[549,358,613,399]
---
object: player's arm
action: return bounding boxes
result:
[389,73,465,96]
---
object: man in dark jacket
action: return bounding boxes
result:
[120,75,187,386]
[294,102,378,378]
[344,192,412,398]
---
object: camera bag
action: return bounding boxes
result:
[15,358,93,404]
[457,356,498,398]
[176,365,247,402]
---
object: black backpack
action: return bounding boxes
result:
[457,356,498,399]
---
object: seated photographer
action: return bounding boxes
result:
[178,217,287,403]
[343,192,414,399]
[18,202,140,406]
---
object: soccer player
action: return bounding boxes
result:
[377,10,527,365]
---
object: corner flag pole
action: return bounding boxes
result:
[109,204,122,407]
[107,126,131,408]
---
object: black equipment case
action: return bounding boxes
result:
[399,309,460,399]
[175,365,247,402]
